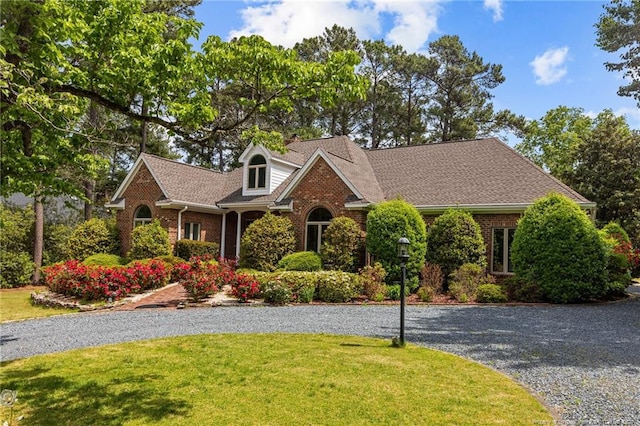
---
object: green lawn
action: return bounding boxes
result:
[0,334,553,425]
[0,287,76,323]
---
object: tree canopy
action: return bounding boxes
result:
[596,0,640,107]
[516,107,640,244]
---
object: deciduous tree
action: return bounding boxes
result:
[596,0,640,107]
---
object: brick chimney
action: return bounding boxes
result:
[284,133,302,145]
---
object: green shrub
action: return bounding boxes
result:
[601,222,631,243]
[320,216,362,271]
[64,217,119,260]
[154,255,187,266]
[263,279,293,305]
[599,222,633,297]
[0,251,35,288]
[386,284,401,300]
[416,286,433,302]
[425,209,486,284]
[274,271,318,302]
[476,284,508,303]
[503,276,544,303]
[419,262,444,301]
[315,271,361,303]
[366,199,427,285]
[359,262,387,300]
[448,263,495,303]
[239,213,295,272]
[44,222,74,265]
[175,239,220,261]
[511,193,607,303]
[82,253,126,266]
[278,251,322,271]
[129,219,171,260]
[249,271,317,303]
[0,204,33,253]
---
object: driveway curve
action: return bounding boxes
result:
[2,298,639,425]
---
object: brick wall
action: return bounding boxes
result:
[422,212,521,275]
[116,163,222,256]
[180,211,222,246]
[282,158,367,251]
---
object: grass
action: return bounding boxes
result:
[0,334,553,425]
[0,287,76,323]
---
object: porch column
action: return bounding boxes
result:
[220,212,227,258]
[235,211,242,259]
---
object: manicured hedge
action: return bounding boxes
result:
[248,270,361,303]
[175,239,220,261]
[511,193,607,303]
[277,251,322,271]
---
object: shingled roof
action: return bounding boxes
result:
[365,137,591,207]
[111,136,592,211]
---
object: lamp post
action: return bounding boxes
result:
[396,237,410,347]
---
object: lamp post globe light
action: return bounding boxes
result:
[393,237,410,348]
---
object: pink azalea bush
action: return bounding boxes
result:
[231,274,261,302]
[43,259,169,301]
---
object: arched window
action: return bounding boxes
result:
[248,155,267,189]
[134,205,152,227]
[306,208,332,252]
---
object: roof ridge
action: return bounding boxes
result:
[365,138,493,153]
[140,152,225,175]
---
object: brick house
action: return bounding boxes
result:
[106,136,594,276]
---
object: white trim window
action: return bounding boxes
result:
[492,228,515,274]
[306,208,332,252]
[184,222,201,241]
[133,205,152,227]
[247,155,267,189]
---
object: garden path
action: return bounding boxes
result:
[114,283,238,310]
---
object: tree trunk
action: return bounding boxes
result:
[31,194,44,284]
[83,101,99,220]
[84,179,95,220]
[140,100,148,153]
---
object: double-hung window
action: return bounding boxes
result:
[248,155,267,189]
[492,228,515,274]
[306,208,332,252]
[184,222,201,241]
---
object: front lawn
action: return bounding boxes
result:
[0,287,76,322]
[0,334,553,425]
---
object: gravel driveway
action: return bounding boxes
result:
[2,297,639,425]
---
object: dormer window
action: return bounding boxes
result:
[248,155,267,189]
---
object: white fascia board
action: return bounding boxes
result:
[216,201,273,211]
[416,203,530,215]
[238,143,273,164]
[109,155,170,201]
[269,200,294,211]
[271,156,301,169]
[105,199,125,210]
[276,149,363,202]
[155,200,225,213]
[344,202,372,210]
[415,201,597,215]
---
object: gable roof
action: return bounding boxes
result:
[365,138,591,209]
[109,136,593,212]
[110,153,228,210]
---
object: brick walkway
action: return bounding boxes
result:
[114,284,239,311]
[115,283,189,310]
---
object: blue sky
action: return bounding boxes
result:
[191,0,640,141]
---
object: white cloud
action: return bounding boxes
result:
[615,106,640,128]
[228,0,443,52]
[530,46,570,85]
[483,0,503,22]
